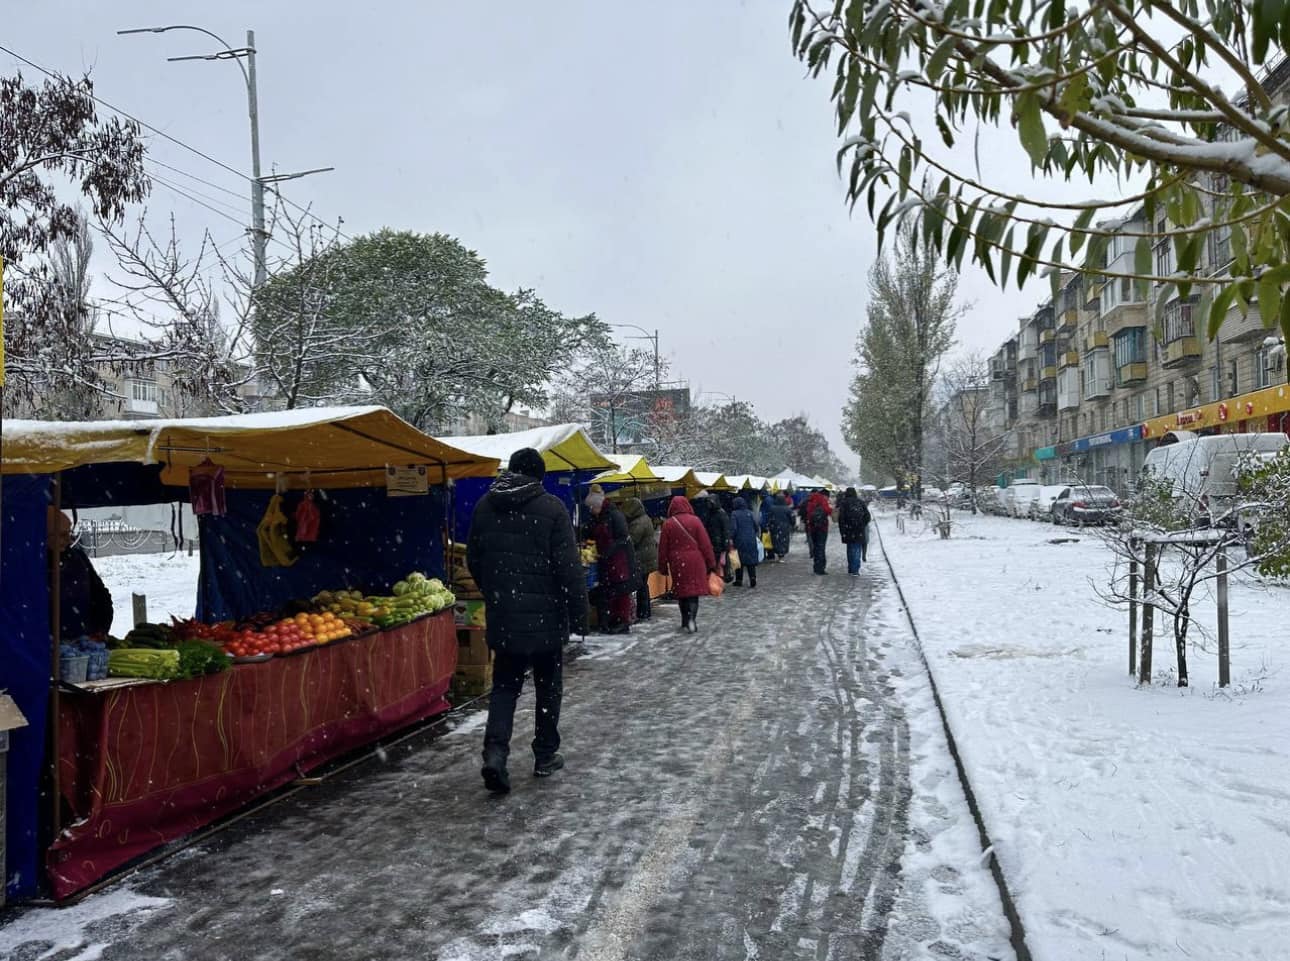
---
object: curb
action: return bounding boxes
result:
[875,521,1035,961]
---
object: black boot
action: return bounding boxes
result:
[534,753,565,778]
[734,569,743,586]
[749,569,757,588]
[482,750,511,795]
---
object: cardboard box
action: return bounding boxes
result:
[453,599,486,628]
[456,628,491,666]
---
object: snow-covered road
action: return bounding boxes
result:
[2,534,1014,960]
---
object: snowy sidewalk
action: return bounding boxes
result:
[2,535,1014,961]
[879,511,1290,961]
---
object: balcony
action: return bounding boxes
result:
[1057,308,1079,334]
[1041,365,1058,381]
[1022,377,1038,392]
[1104,301,1148,337]
[1118,361,1148,385]
[125,396,159,416]
[1084,377,1112,400]
[1040,329,1056,344]
[1085,280,1106,309]
[1059,350,1080,369]
[1038,401,1057,418]
[1085,331,1109,353]
[1162,336,1203,368]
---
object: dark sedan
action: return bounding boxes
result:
[1051,485,1122,526]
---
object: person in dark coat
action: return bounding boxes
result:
[837,487,872,576]
[467,448,588,793]
[622,497,657,622]
[585,491,635,634]
[48,509,113,637]
[729,496,762,588]
[657,496,717,633]
[695,492,733,582]
[767,493,795,562]
[804,489,833,575]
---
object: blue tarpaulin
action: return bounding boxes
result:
[194,487,448,621]
[1,474,52,901]
[450,473,588,543]
[197,487,447,622]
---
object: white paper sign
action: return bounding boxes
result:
[386,465,429,496]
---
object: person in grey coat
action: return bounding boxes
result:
[622,497,657,621]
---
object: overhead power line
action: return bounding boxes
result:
[0,40,355,245]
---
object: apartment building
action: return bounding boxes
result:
[988,209,1289,496]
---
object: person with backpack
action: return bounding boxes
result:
[729,496,762,587]
[837,487,872,576]
[657,496,718,632]
[804,488,833,575]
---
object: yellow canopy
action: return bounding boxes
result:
[592,453,662,485]
[0,406,499,487]
[438,424,613,474]
[693,471,734,492]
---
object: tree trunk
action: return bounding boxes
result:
[1174,596,1190,688]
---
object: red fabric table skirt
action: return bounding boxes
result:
[49,611,458,899]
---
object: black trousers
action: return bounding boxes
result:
[483,648,563,765]
[810,531,829,573]
[679,596,700,626]
[636,586,652,620]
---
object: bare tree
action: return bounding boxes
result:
[931,353,1011,513]
[553,344,663,453]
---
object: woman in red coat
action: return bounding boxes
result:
[657,496,717,633]
[585,491,635,634]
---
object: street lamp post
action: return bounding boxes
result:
[119,25,268,287]
[120,25,333,290]
[609,323,661,391]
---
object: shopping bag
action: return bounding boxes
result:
[755,539,765,564]
[707,571,725,597]
[761,531,773,550]
[729,550,742,572]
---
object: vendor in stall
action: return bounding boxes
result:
[47,508,114,638]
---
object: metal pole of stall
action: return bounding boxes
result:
[47,473,63,844]
[1217,545,1230,688]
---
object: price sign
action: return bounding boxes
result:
[386,465,429,497]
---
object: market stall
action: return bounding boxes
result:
[0,408,497,901]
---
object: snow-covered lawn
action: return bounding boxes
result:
[879,510,1290,961]
[95,550,202,636]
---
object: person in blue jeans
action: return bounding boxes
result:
[837,487,872,576]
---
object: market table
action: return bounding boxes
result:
[48,610,458,898]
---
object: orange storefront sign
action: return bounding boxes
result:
[1141,384,1290,438]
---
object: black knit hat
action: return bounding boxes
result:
[508,447,546,480]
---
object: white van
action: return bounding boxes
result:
[1140,432,1289,524]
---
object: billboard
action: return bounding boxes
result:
[588,388,691,450]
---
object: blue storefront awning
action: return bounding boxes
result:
[1058,425,1144,458]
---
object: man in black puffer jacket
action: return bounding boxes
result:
[468,448,588,794]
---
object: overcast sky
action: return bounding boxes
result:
[8,0,1061,469]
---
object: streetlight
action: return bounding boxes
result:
[608,323,661,391]
[118,24,332,290]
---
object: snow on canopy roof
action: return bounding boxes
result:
[693,471,734,492]
[724,474,758,491]
[592,454,662,485]
[437,423,613,473]
[0,406,500,486]
[651,465,703,492]
[771,469,825,490]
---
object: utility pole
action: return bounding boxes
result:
[245,29,267,289]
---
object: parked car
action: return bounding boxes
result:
[1003,479,1042,518]
[976,486,1004,514]
[921,485,946,503]
[1028,485,1068,521]
[1141,432,1290,527]
[1051,484,1122,526]
[946,483,973,509]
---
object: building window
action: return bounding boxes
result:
[1114,328,1146,368]
[1211,364,1222,402]
[1163,297,1199,343]
[1154,387,1161,417]
[1165,381,1175,413]
[1256,345,1275,389]
[1154,217,1173,278]
[130,380,157,403]
[1228,359,1239,397]
[1135,393,1146,420]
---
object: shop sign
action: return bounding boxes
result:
[1034,446,1057,461]
[1176,410,1203,427]
[385,465,430,496]
[1066,425,1142,454]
